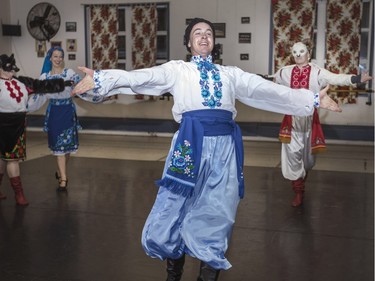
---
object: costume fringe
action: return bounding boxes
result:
[155,177,193,197]
[312,145,326,154]
[279,135,291,143]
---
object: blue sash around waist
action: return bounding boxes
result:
[156,109,245,198]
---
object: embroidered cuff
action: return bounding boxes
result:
[93,70,101,94]
[313,92,320,108]
[93,70,101,87]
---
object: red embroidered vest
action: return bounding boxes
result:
[278,65,326,154]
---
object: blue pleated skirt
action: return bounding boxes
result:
[142,132,241,270]
[44,98,81,155]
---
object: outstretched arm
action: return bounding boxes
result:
[16,76,71,94]
[318,84,342,112]
[71,67,95,95]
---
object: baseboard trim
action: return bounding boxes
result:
[27,115,374,142]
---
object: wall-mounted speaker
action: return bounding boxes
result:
[2,24,21,36]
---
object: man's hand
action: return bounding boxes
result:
[319,85,342,112]
[360,71,372,83]
[71,67,95,96]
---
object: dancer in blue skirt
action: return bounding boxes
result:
[28,47,96,192]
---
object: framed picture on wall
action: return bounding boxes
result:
[240,53,249,60]
[66,39,77,52]
[35,40,46,53]
[212,23,226,38]
[68,54,76,60]
[50,41,62,48]
[66,22,77,32]
[238,33,251,44]
[241,17,250,24]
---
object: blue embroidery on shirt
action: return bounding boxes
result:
[191,55,223,109]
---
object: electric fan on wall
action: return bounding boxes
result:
[26,2,61,41]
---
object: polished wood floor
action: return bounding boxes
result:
[0,131,373,281]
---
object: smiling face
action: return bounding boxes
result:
[50,50,64,70]
[188,22,214,58]
[291,42,310,66]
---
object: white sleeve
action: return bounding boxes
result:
[232,67,315,116]
[318,67,354,87]
[86,64,175,99]
[27,93,48,112]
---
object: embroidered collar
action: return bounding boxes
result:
[47,68,68,79]
[191,55,222,108]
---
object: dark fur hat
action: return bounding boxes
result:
[183,18,216,52]
[0,54,20,72]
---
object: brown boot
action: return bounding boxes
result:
[0,173,6,199]
[10,176,29,206]
[291,178,305,207]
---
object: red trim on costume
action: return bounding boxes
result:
[279,114,292,143]
[5,80,24,103]
[278,65,326,153]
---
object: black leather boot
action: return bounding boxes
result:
[166,255,185,281]
[197,261,220,281]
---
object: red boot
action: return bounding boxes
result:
[0,173,6,200]
[291,178,305,207]
[10,176,29,206]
